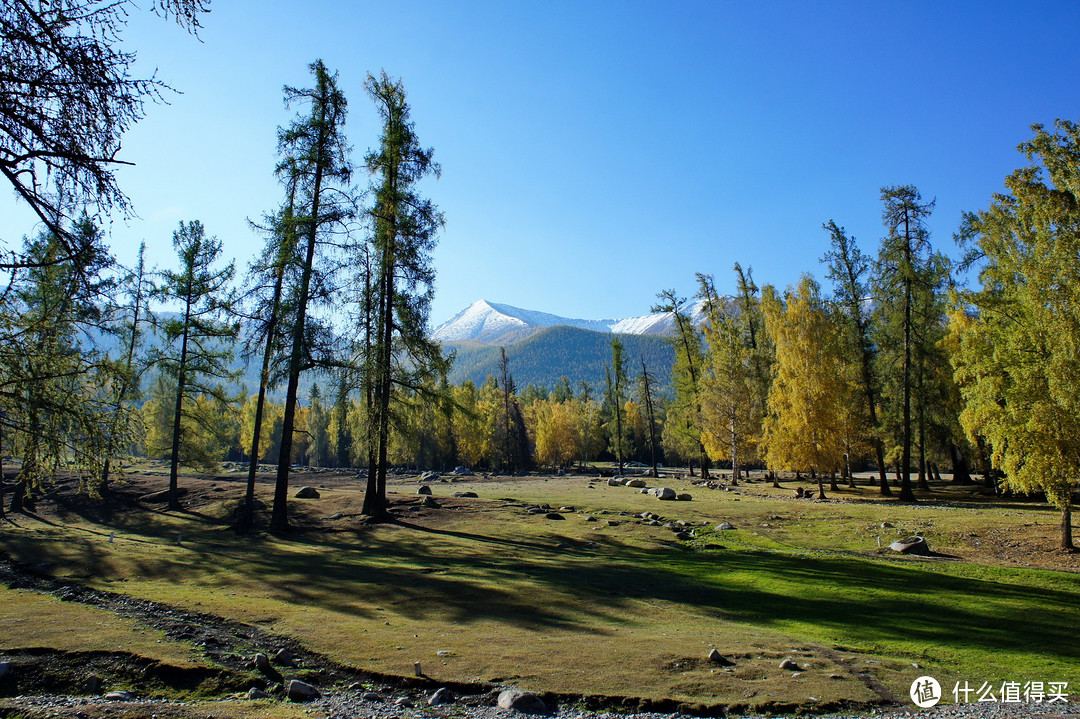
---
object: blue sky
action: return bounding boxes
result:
[5,1,1080,325]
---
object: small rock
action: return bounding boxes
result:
[707,648,735,666]
[607,478,622,486]
[676,493,692,501]
[104,691,133,701]
[286,679,321,702]
[545,512,565,520]
[362,691,384,701]
[675,531,692,540]
[394,697,414,707]
[294,486,320,499]
[272,648,294,667]
[584,515,597,522]
[498,688,549,714]
[558,506,574,512]
[829,673,843,679]
[436,650,452,656]
[889,536,931,555]
[428,687,454,705]
[715,522,735,531]
[417,485,433,495]
[607,520,620,526]
[451,491,478,498]
[779,657,799,671]
[253,652,272,674]
[651,487,676,500]
[421,471,440,482]
[624,478,646,488]
[423,496,441,508]
[881,521,894,528]
[247,687,270,699]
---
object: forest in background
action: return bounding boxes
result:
[2,0,1080,550]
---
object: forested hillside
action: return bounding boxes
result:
[445,325,674,391]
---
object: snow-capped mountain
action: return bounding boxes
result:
[432,299,708,344]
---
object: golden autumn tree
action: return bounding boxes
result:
[950,120,1080,550]
[760,276,851,497]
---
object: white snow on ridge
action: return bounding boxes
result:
[433,298,711,344]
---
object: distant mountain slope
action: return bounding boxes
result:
[432,298,708,345]
[445,325,675,392]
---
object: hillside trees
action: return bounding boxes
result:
[950,120,1080,550]
[270,60,355,532]
[155,220,239,509]
[362,71,448,519]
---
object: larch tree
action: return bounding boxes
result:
[950,119,1080,550]
[760,277,849,498]
[362,71,448,520]
[653,289,709,477]
[270,60,354,532]
[822,220,891,494]
[637,356,661,477]
[155,220,240,509]
[875,185,936,502]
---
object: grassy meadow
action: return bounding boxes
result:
[1,467,1078,712]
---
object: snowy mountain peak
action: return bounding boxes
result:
[432,298,710,344]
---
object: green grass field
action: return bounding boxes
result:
[1,468,1077,712]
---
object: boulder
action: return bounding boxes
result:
[624,478,647,488]
[422,496,441,508]
[452,466,474,476]
[675,531,693,541]
[650,487,677,500]
[428,687,454,705]
[889,536,931,555]
[715,522,735,531]
[707,648,735,666]
[273,648,294,666]
[451,491,478,498]
[779,657,799,671]
[497,688,549,714]
[287,679,321,702]
[544,512,565,520]
[253,652,272,674]
[417,485,433,495]
[421,471,441,482]
[85,675,101,694]
[676,493,692,501]
[294,486,320,499]
[247,687,270,700]
[607,478,622,486]
[361,691,384,701]
[104,691,133,701]
[584,515,597,522]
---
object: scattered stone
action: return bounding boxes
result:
[707,648,735,666]
[607,478,622,486]
[395,697,414,707]
[607,520,620,526]
[911,662,922,669]
[253,652,272,674]
[286,679,321,702]
[715,522,735,531]
[247,687,270,700]
[650,487,677,500]
[417,485,433,495]
[104,691,133,701]
[497,688,549,714]
[584,515,597,522]
[558,505,574,512]
[421,471,440,482]
[294,486,320,499]
[639,488,650,494]
[624,478,646,488]
[422,496,441,508]
[889,536,931,555]
[428,687,454,705]
[451,466,474,476]
[675,531,692,540]
[362,692,384,701]
[272,648,294,666]
[676,493,692,501]
[829,673,843,680]
[545,512,565,520]
[779,657,799,671]
[881,521,894,528]
[451,491,478,498]
[436,650,452,656]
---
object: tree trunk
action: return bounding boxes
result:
[167,308,192,512]
[771,470,780,488]
[829,471,839,492]
[897,213,917,502]
[1062,504,1075,551]
[816,471,826,500]
[949,442,972,484]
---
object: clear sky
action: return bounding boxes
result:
[5,1,1080,326]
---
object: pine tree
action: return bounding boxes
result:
[362,71,448,519]
[155,220,239,509]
